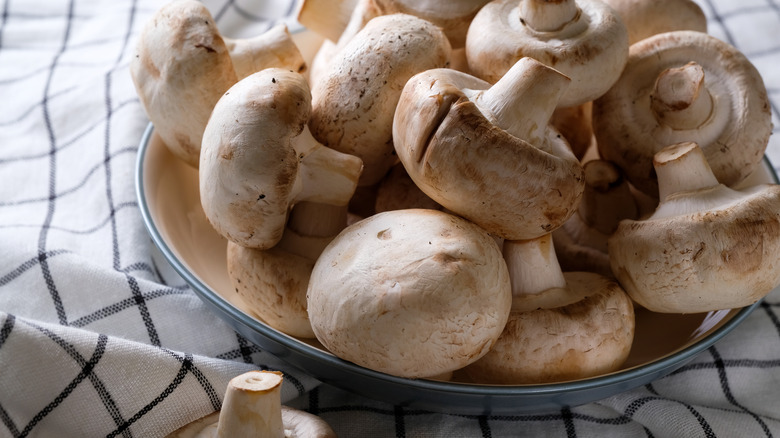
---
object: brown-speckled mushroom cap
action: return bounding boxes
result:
[306,209,512,379]
[608,142,780,313]
[393,65,584,241]
[465,0,629,107]
[593,31,772,198]
[464,271,635,384]
[309,13,451,186]
[130,0,237,167]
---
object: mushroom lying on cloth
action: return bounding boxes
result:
[199,69,363,250]
[167,371,336,437]
[593,30,772,198]
[609,142,780,313]
[394,57,584,241]
[307,209,512,379]
[465,0,629,108]
[464,234,635,384]
[309,13,452,186]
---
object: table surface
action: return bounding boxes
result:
[1,1,779,437]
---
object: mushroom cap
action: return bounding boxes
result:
[199,69,310,249]
[600,0,706,44]
[464,271,635,384]
[130,0,237,167]
[309,13,451,186]
[465,0,629,107]
[393,67,584,241]
[370,0,491,48]
[593,31,772,198]
[227,240,317,339]
[609,183,780,313]
[307,209,512,379]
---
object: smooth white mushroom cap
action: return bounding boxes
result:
[200,69,362,249]
[465,0,629,108]
[464,271,635,384]
[307,209,512,378]
[609,142,780,313]
[593,31,772,198]
[130,0,237,167]
[309,13,451,186]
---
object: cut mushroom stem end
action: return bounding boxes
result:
[518,0,580,32]
[654,141,720,201]
[650,61,713,129]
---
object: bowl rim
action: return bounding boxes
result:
[134,122,767,404]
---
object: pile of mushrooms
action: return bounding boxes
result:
[132,0,780,398]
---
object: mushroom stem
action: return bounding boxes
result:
[650,62,713,130]
[654,141,720,201]
[578,160,638,235]
[503,234,567,302]
[292,127,364,207]
[518,0,580,32]
[224,24,306,80]
[216,371,285,438]
[467,57,570,148]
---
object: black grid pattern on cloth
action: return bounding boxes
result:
[0,0,778,437]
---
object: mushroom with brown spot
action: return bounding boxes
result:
[465,0,629,108]
[609,141,780,314]
[167,370,336,437]
[464,233,635,384]
[593,31,773,198]
[306,209,512,379]
[130,0,238,167]
[309,13,452,186]
[393,57,585,241]
[199,68,363,250]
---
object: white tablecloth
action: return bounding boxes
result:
[1,0,779,436]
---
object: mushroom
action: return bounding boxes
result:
[552,159,639,277]
[224,23,307,80]
[608,141,780,313]
[464,234,635,384]
[199,69,363,249]
[130,0,238,167]
[393,57,584,241]
[296,0,360,43]
[227,201,349,339]
[167,370,336,437]
[306,209,512,379]
[599,0,706,44]
[465,0,629,108]
[593,31,773,198]
[309,13,451,186]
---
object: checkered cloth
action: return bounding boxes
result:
[1,0,778,437]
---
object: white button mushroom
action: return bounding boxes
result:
[166,371,336,438]
[224,23,307,81]
[227,201,350,339]
[599,0,707,44]
[593,31,772,198]
[306,209,513,379]
[464,234,635,384]
[199,69,363,249]
[609,141,780,314]
[465,0,629,108]
[553,159,639,277]
[308,13,452,186]
[130,0,238,168]
[393,57,585,241]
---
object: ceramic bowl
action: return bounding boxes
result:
[135,121,777,414]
